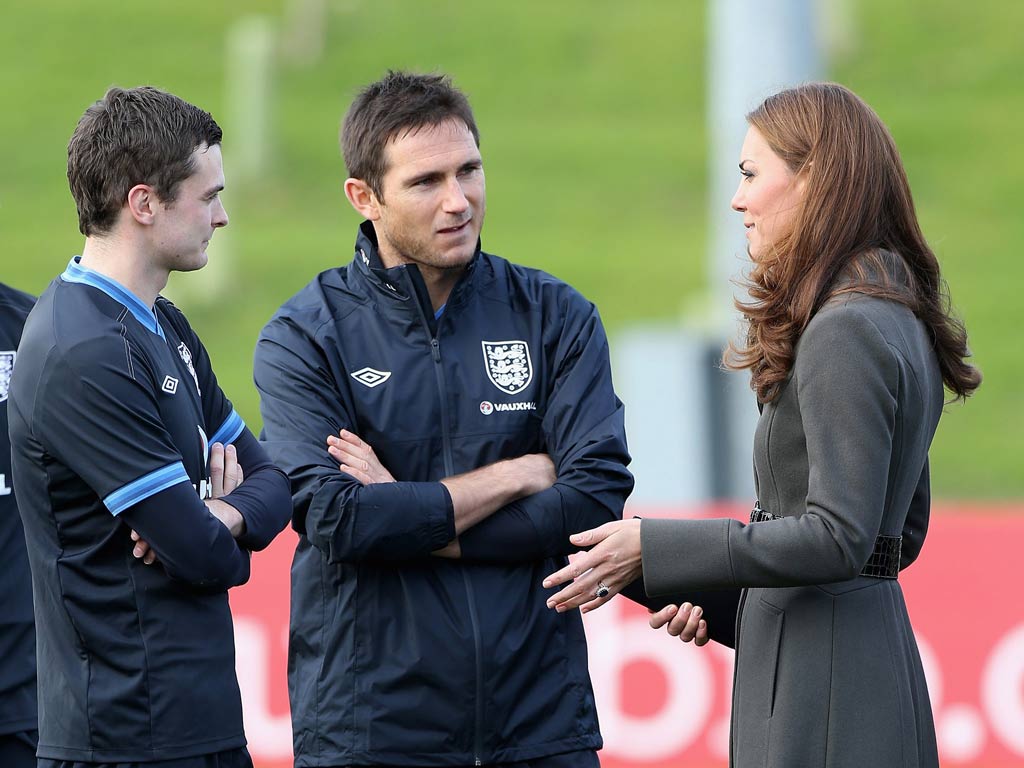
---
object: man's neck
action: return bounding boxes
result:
[79,235,168,308]
[418,266,463,312]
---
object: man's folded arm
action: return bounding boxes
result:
[457,300,633,562]
[119,481,251,590]
[255,324,457,563]
[218,428,292,551]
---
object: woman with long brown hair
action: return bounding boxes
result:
[543,82,980,767]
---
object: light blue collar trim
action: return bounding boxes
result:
[61,256,165,339]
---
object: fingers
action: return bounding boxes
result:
[542,550,597,590]
[568,520,622,548]
[338,463,371,485]
[326,430,395,484]
[648,604,679,629]
[544,566,616,613]
[328,443,370,474]
[545,578,613,613]
[649,603,710,646]
[130,532,157,565]
[695,618,709,647]
[336,428,365,448]
[209,442,225,497]
[667,603,702,641]
[222,443,240,495]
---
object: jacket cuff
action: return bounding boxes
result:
[641,517,735,596]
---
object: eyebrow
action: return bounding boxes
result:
[739,161,751,171]
[204,183,225,197]
[405,171,443,187]
[405,160,482,188]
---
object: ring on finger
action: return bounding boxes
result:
[595,583,610,599]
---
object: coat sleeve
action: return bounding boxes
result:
[641,304,900,595]
[458,294,634,562]
[254,314,455,564]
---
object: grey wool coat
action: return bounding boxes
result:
[642,292,943,768]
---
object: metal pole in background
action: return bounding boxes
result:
[704,0,821,500]
[603,1,825,508]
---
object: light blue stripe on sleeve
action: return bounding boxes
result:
[210,409,245,445]
[104,462,190,516]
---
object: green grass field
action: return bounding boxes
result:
[1,0,1019,497]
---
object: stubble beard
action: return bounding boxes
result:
[380,217,480,273]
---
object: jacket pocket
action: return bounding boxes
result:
[738,593,785,715]
[733,591,785,766]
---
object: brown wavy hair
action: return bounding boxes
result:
[725,82,981,403]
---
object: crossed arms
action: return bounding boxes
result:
[254,297,634,565]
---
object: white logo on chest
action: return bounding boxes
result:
[482,340,533,395]
[0,350,15,402]
[351,367,391,388]
[177,342,201,395]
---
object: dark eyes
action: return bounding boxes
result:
[740,170,754,180]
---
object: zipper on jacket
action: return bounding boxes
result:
[408,276,485,765]
[429,339,456,474]
[428,336,485,765]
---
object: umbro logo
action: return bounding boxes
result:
[161,376,179,394]
[350,367,391,388]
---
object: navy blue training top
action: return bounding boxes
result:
[0,282,37,737]
[9,258,262,762]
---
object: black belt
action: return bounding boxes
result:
[748,504,901,579]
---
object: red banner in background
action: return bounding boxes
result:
[229,505,1024,768]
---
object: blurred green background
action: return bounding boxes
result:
[1,0,1019,498]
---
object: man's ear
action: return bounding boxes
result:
[344,178,381,220]
[126,184,158,226]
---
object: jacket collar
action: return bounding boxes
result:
[352,220,482,311]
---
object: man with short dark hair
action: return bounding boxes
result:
[9,86,291,768]
[255,70,634,767]
[0,282,37,768]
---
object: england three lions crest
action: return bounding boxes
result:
[0,351,14,402]
[482,340,533,395]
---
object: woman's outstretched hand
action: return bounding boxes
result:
[542,518,643,614]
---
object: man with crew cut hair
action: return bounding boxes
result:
[256,70,634,767]
[9,86,291,768]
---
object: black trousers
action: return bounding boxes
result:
[345,750,600,768]
[37,745,253,768]
[0,730,37,768]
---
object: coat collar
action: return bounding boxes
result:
[351,221,482,313]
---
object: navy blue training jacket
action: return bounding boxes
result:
[255,223,634,767]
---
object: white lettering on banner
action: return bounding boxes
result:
[234,617,293,759]
[918,632,987,762]
[707,643,735,759]
[0,473,11,496]
[982,622,1024,755]
[228,512,1024,768]
[584,602,714,760]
